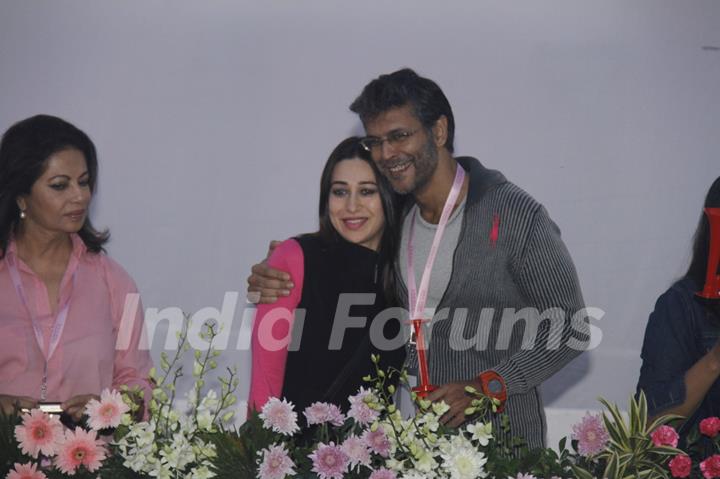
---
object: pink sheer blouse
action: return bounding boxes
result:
[0,234,153,403]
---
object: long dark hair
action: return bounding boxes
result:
[316,137,401,301]
[686,176,720,286]
[0,114,109,257]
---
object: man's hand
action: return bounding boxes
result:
[246,241,294,304]
[0,394,37,415]
[427,379,482,428]
[61,394,100,422]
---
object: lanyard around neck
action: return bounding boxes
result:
[406,165,465,321]
[5,254,75,364]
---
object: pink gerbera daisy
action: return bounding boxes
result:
[6,462,47,479]
[14,409,64,458]
[55,428,107,474]
[85,389,130,430]
[309,442,349,479]
[571,413,609,457]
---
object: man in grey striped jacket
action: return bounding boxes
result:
[248,68,591,450]
[348,68,590,449]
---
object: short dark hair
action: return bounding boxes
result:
[0,114,109,257]
[316,137,401,301]
[687,176,720,286]
[349,68,455,153]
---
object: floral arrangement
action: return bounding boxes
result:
[205,357,689,479]
[0,319,715,479]
[216,359,507,479]
[1,320,238,478]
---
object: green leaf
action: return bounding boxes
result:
[647,413,684,434]
[558,435,567,452]
[637,391,648,433]
[570,465,595,479]
[604,452,621,479]
[600,397,630,446]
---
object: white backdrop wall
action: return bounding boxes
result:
[1,1,719,412]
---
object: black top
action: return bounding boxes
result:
[638,277,720,448]
[281,234,405,414]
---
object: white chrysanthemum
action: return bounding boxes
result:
[440,435,488,479]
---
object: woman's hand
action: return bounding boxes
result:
[0,394,38,415]
[61,394,100,422]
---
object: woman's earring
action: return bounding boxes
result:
[19,210,26,219]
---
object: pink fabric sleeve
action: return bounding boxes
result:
[248,239,304,411]
[103,256,154,413]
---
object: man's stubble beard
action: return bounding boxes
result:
[383,132,439,196]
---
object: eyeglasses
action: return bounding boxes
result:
[360,128,420,153]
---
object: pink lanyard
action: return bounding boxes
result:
[5,255,74,400]
[407,165,465,323]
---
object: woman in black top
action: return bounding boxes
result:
[248,137,405,413]
[638,176,720,443]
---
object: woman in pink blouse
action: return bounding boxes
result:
[0,115,153,420]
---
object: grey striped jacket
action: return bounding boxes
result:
[396,156,590,450]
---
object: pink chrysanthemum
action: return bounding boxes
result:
[571,413,609,456]
[304,402,345,427]
[347,387,379,426]
[258,444,296,479]
[55,428,107,474]
[14,409,64,458]
[325,404,345,427]
[515,474,538,479]
[342,435,371,468]
[363,427,391,458]
[260,398,299,436]
[85,389,130,430]
[6,462,47,479]
[651,425,679,448]
[309,442,349,479]
[700,455,720,479]
[369,468,397,479]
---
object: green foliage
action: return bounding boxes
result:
[209,413,277,478]
[0,410,24,476]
